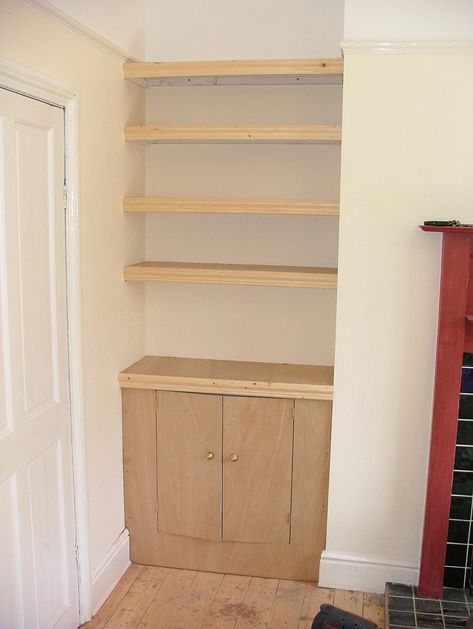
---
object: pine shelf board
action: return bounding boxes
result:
[123,57,344,86]
[123,261,337,288]
[118,355,334,400]
[122,196,340,216]
[124,124,342,144]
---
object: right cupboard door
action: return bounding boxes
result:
[222,396,294,544]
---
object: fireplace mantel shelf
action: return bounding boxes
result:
[420,225,473,234]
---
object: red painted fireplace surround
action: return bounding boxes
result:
[418,225,473,597]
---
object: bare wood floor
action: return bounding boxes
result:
[80,564,385,629]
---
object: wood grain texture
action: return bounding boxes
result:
[123,58,344,80]
[291,399,332,569]
[298,583,334,629]
[156,391,222,540]
[169,571,224,629]
[138,569,197,628]
[122,196,340,216]
[267,580,307,629]
[119,355,334,401]
[362,593,385,628]
[124,125,342,144]
[222,397,294,544]
[122,392,331,580]
[333,589,364,616]
[103,566,170,629]
[122,261,338,288]
[82,567,384,629]
[234,577,279,629]
[203,574,252,629]
[122,389,157,562]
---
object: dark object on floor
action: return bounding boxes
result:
[311,604,377,629]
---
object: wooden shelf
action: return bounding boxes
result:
[123,261,337,288]
[123,196,340,216]
[123,57,343,86]
[118,355,334,400]
[124,124,342,144]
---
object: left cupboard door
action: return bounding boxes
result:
[0,88,79,628]
[156,391,222,540]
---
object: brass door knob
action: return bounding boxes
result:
[206,451,215,460]
[230,453,239,462]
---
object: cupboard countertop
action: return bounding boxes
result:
[118,355,333,400]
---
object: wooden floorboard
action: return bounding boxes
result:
[267,580,307,628]
[104,566,170,628]
[333,588,364,616]
[362,593,385,628]
[298,582,334,629]
[203,574,252,629]
[81,564,385,629]
[138,568,197,628]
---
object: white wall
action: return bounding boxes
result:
[143,0,344,365]
[345,0,473,41]
[40,0,146,58]
[145,0,344,60]
[144,83,342,364]
[320,2,473,593]
[0,0,146,612]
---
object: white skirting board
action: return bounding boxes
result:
[90,529,131,616]
[318,551,419,594]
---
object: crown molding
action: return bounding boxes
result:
[342,41,473,55]
[23,0,136,61]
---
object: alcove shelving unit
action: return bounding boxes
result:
[122,57,343,288]
[119,57,343,581]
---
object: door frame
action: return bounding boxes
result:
[0,57,91,622]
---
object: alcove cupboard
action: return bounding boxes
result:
[119,57,343,580]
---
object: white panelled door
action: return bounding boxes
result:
[0,89,79,628]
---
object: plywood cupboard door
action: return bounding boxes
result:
[291,400,331,558]
[122,389,157,563]
[222,397,294,544]
[156,391,222,540]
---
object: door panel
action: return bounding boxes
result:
[291,399,331,552]
[0,474,24,628]
[0,88,79,629]
[16,120,60,419]
[223,396,294,544]
[28,441,70,628]
[156,391,222,540]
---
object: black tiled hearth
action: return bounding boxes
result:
[385,583,473,628]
